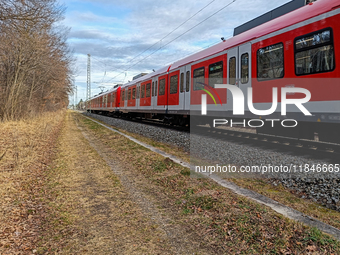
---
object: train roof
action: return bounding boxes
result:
[122,65,170,87]
[169,0,339,70]
[91,86,119,99]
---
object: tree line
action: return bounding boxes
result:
[0,0,74,120]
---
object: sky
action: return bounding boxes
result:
[60,0,293,105]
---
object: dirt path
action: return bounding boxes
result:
[44,111,207,254]
[77,125,202,254]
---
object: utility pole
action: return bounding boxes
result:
[73,79,76,110]
[86,54,91,112]
[75,85,77,110]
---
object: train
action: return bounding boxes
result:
[88,0,340,143]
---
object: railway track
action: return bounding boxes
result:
[91,112,340,162]
[192,125,340,163]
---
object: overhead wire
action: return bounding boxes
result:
[92,56,129,83]
[90,0,217,83]
[163,38,225,66]
[105,0,237,83]
[124,0,217,66]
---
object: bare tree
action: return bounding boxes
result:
[0,0,74,120]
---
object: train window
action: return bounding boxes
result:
[186,71,190,92]
[132,88,136,99]
[137,86,139,99]
[155,81,158,96]
[241,53,249,84]
[257,43,284,81]
[141,84,145,98]
[180,73,184,93]
[152,82,154,97]
[128,89,131,100]
[193,67,205,91]
[294,28,335,76]
[146,83,151,97]
[159,78,165,95]
[209,61,223,87]
[121,91,125,101]
[229,57,236,85]
[170,74,178,94]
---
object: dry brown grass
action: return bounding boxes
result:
[85,113,340,234]
[76,112,340,254]
[231,178,340,230]
[0,110,65,254]
[37,110,175,254]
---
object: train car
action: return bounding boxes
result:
[91,85,121,114]
[89,0,340,142]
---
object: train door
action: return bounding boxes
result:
[238,43,252,112]
[124,88,128,110]
[151,79,155,108]
[227,47,238,87]
[136,84,139,110]
[120,88,125,108]
[238,43,252,96]
[152,77,159,109]
[184,67,190,111]
[116,87,121,108]
[140,80,152,108]
[178,66,186,111]
[168,70,180,110]
[157,74,168,107]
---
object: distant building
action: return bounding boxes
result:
[133,73,148,80]
[233,0,316,36]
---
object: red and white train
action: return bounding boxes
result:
[89,0,340,143]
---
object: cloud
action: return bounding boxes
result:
[63,0,292,101]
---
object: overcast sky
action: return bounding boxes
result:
[61,0,293,104]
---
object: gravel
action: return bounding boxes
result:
[190,132,340,211]
[84,112,190,151]
[84,112,340,211]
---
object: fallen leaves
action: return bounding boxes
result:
[0,110,65,254]
[306,245,318,252]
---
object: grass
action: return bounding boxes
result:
[152,158,173,173]
[231,178,340,230]
[0,110,66,254]
[87,113,340,231]
[75,111,340,254]
[36,110,175,254]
